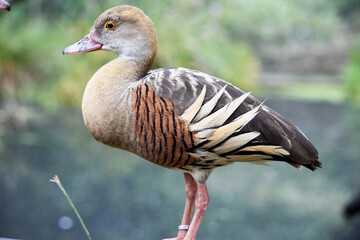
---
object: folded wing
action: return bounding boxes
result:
[142,67,321,172]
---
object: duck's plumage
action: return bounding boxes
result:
[64,5,322,240]
[132,67,320,182]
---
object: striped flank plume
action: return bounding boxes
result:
[132,83,196,168]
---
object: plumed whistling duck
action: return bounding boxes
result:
[63,5,322,240]
[0,0,10,11]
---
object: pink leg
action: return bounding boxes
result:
[184,183,209,240]
[163,173,198,240]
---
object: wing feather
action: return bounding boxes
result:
[214,131,260,154]
[189,92,251,132]
[180,85,206,124]
[201,105,261,148]
[193,86,227,122]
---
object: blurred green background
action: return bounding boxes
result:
[1,0,360,239]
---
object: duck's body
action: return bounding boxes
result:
[83,63,320,183]
[64,5,321,240]
[0,0,10,11]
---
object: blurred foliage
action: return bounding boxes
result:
[218,0,342,46]
[0,0,259,108]
[0,0,355,108]
[258,83,345,103]
[333,0,360,102]
[0,2,114,107]
[344,37,360,102]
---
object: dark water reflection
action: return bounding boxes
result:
[1,97,360,240]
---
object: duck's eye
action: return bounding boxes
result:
[104,21,116,30]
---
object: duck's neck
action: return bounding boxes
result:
[81,57,149,150]
[116,36,157,74]
[95,57,152,83]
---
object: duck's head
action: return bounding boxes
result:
[63,5,157,65]
[0,0,11,11]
